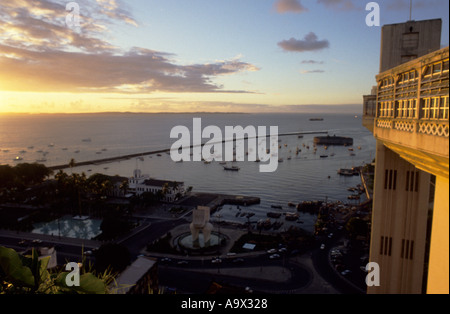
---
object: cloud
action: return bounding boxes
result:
[274,0,308,14]
[278,32,329,53]
[0,0,132,53]
[316,0,360,11]
[300,69,325,74]
[301,60,324,64]
[0,0,259,94]
[95,0,139,27]
[0,44,259,93]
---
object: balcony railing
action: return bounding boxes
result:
[365,47,449,139]
[376,118,449,138]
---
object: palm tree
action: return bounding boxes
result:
[69,158,76,174]
[161,183,170,201]
[119,180,129,197]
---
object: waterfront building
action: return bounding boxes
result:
[128,169,185,202]
[363,19,449,294]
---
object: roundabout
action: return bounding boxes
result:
[174,231,228,255]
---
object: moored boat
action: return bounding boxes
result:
[224,166,240,171]
[267,212,282,219]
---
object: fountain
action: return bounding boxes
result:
[175,206,226,254]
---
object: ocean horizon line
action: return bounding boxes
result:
[0,104,363,116]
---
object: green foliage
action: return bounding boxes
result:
[0,163,52,189]
[346,217,369,238]
[99,214,133,240]
[146,233,179,255]
[0,246,107,294]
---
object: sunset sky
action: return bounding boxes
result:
[0,0,448,113]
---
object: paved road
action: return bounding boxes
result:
[311,236,366,294]
[0,234,95,265]
[119,218,187,258]
[157,256,312,294]
[0,216,365,294]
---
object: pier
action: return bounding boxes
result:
[48,130,329,171]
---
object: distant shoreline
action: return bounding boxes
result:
[0,104,364,116]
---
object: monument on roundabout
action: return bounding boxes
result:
[176,205,224,254]
[190,206,214,248]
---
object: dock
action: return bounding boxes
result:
[48,130,329,171]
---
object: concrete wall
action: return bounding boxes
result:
[427,176,449,294]
[380,19,442,73]
[368,143,431,294]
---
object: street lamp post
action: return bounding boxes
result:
[215,213,223,274]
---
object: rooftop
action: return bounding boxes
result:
[143,179,184,188]
[114,256,157,294]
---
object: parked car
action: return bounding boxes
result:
[267,249,277,254]
[320,244,326,250]
[269,254,281,260]
[211,258,222,264]
[341,270,352,276]
[232,258,245,264]
[18,240,28,246]
[177,260,189,266]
